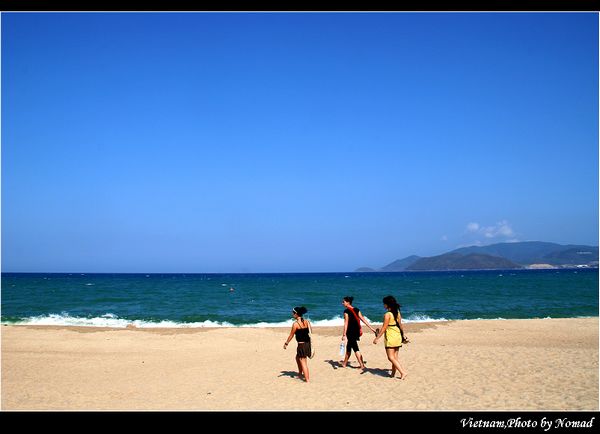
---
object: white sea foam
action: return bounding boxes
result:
[239,320,292,328]
[2,313,347,329]
[4,313,585,329]
[309,317,346,327]
[451,316,597,322]
[2,313,236,329]
[403,314,449,323]
[11,313,131,328]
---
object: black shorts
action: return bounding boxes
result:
[296,342,312,358]
[346,336,360,354]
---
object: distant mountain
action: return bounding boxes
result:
[355,267,377,272]
[406,253,522,271]
[450,242,598,266]
[380,255,421,272]
[354,255,421,272]
[355,241,598,272]
[540,247,599,265]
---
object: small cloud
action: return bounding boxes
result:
[466,222,480,232]
[498,222,515,237]
[441,235,448,241]
[481,220,515,239]
[462,220,518,244]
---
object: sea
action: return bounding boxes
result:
[1,269,598,328]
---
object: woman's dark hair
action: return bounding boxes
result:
[343,296,354,304]
[382,295,401,323]
[293,306,307,316]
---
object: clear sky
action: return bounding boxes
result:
[2,12,598,273]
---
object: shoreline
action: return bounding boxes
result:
[2,315,598,332]
[2,317,598,410]
[1,320,446,336]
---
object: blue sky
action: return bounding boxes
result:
[2,12,598,272]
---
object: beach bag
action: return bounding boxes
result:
[308,321,316,359]
[347,306,363,336]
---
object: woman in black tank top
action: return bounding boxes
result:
[283,306,312,382]
[295,326,310,342]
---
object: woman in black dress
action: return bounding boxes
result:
[283,306,312,382]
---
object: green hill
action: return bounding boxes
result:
[450,241,598,266]
[354,241,598,272]
[380,255,421,272]
[541,247,599,265]
[406,253,522,271]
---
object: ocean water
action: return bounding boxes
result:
[1,269,598,328]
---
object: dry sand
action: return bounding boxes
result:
[1,318,598,410]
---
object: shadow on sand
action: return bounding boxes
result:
[325,359,343,370]
[359,367,392,378]
[325,359,392,377]
[280,364,392,380]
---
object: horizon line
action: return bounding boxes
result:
[2,267,597,275]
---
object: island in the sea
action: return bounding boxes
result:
[356,241,599,272]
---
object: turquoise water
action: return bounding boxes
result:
[1,269,597,327]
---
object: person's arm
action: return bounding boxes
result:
[284,323,298,349]
[358,311,377,333]
[373,313,390,344]
[342,312,349,341]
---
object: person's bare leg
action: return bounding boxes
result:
[386,347,406,379]
[355,351,366,369]
[342,351,350,367]
[295,355,304,379]
[299,357,310,382]
[394,348,407,379]
[385,348,396,377]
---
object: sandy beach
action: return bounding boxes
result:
[1,317,598,411]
